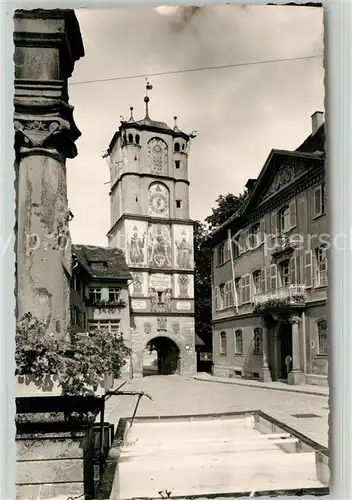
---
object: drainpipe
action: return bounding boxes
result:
[302,311,307,376]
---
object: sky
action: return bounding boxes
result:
[67,5,324,247]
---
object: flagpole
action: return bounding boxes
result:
[228,228,239,313]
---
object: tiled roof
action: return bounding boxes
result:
[296,123,325,154]
[72,244,131,281]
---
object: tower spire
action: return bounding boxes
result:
[144,78,153,118]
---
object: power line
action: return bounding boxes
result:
[68,54,323,86]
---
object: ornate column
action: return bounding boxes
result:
[14,9,84,339]
[260,318,272,382]
[288,314,305,385]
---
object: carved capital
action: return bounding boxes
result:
[14,114,79,160]
[289,315,301,326]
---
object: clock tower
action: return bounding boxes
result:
[106,84,197,377]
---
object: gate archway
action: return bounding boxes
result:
[143,335,181,377]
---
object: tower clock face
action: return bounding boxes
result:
[150,193,168,214]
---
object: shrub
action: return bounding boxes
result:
[15,312,131,395]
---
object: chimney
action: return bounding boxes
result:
[245,178,257,194]
[311,111,324,134]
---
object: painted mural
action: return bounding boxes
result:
[148,138,168,176]
[174,274,194,298]
[173,225,194,270]
[149,273,172,313]
[126,220,147,267]
[148,223,172,268]
[148,183,169,218]
[131,272,148,296]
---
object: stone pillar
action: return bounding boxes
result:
[260,319,272,382]
[288,314,305,385]
[14,9,84,339]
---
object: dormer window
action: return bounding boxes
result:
[174,142,180,152]
[90,261,108,269]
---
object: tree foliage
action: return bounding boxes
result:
[15,312,131,395]
[205,191,248,232]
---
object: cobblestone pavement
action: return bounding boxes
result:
[104,375,329,448]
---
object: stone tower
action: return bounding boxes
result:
[106,85,196,377]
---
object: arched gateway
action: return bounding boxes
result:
[132,331,195,378]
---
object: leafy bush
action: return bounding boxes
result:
[15,312,131,395]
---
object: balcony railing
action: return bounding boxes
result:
[253,284,307,306]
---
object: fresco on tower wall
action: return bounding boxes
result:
[130,272,148,296]
[126,220,147,267]
[174,274,194,298]
[147,223,172,268]
[173,225,194,270]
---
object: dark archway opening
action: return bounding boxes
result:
[143,337,180,377]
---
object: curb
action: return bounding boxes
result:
[192,376,329,397]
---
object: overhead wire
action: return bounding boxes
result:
[68,54,323,86]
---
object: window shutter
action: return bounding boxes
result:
[295,255,301,284]
[215,287,220,310]
[289,199,297,229]
[269,264,277,290]
[260,218,265,244]
[304,250,313,288]
[261,268,266,293]
[271,211,278,235]
[250,274,254,302]
[266,266,271,292]
[290,256,297,285]
[313,185,322,218]
[229,281,234,306]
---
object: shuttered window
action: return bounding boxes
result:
[215,287,220,311]
[289,199,297,229]
[304,250,313,288]
[313,185,325,218]
[315,246,328,287]
[269,264,278,291]
[241,274,252,303]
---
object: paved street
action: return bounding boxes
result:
[105,375,329,448]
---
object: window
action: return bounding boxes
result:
[135,134,140,145]
[88,320,120,334]
[253,328,263,354]
[241,274,252,303]
[128,133,134,143]
[174,142,180,152]
[109,287,121,303]
[234,329,243,355]
[219,283,225,309]
[157,291,165,303]
[220,331,227,355]
[317,320,328,356]
[175,160,181,169]
[218,243,226,265]
[280,260,291,287]
[176,200,182,208]
[315,246,328,287]
[253,270,262,294]
[278,206,291,233]
[249,223,260,249]
[215,287,220,311]
[223,281,233,309]
[313,184,325,218]
[89,288,101,302]
[235,278,241,305]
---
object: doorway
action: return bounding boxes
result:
[143,336,180,377]
[278,321,293,380]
